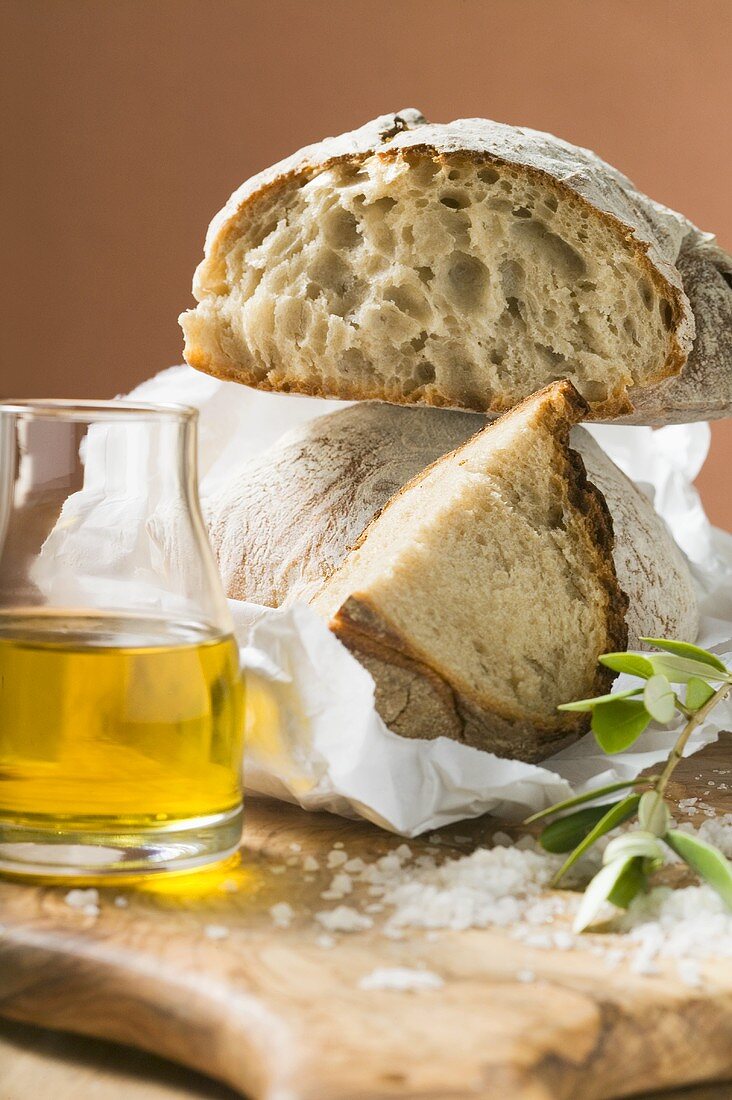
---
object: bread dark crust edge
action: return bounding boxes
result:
[183,145,689,421]
[325,381,629,762]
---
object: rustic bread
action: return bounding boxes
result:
[204,401,698,649]
[181,110,731,424]
[206,382,631,761]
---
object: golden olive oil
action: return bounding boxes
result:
[0,612,243,827]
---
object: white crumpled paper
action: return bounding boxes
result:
[126,367,732,836]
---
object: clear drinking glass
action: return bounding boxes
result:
[0,400,244,879]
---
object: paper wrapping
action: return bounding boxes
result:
[124,367,732,836]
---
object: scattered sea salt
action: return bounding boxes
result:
[383,842,562,932]
[255,808,732,982]
[358,967,444,992]
[113,896,129,909]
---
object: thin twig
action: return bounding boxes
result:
[655,682,732,800]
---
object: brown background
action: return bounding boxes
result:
[2,0,730,528]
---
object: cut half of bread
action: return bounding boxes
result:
[307,382,627,759]
[181,110,731,424]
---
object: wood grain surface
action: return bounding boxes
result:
[1,741,732,1100]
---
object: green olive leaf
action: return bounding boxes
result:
[638,791,671,836]
[551,793,641,886]
[665,829,732,909]
[574,855,642,932]
[557,687,644,713]
[606,857,648,910]
[643,674,677,724]
[686,677,716,712]
[591,699,651,754]
[603,830,664,865]
[598,653,655,679]
[540,803,623,854]
[645,653,729,685]
[524,778,650,825]
[640,638,728,674]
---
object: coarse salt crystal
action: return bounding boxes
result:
[358,967,444,992]
[377,854,402,873]
[630,954,660,976]
[65,889,100,916]
[331,873,352,894]
[303,855,320,872]
[113,896,129,909]
[344,857,366,874]
[677,958,702,987]
[381,926,406,940]
[315,933,336,949]
[321,872,354,900]
[270,902,294,929]
[315,906,373,933]
[516,969,536,983]
[327,850,348,869]
[204,924,230,941]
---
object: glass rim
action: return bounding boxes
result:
[0,398,198,422]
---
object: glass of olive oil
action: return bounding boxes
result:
[0,399,244,879]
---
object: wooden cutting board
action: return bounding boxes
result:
[2,740,732,1100]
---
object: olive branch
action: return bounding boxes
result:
[525,638,732,932]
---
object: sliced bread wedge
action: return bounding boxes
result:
[308,382,627,759]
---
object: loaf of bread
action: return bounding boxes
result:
[181,110,731,424]
[206,382,638,761]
